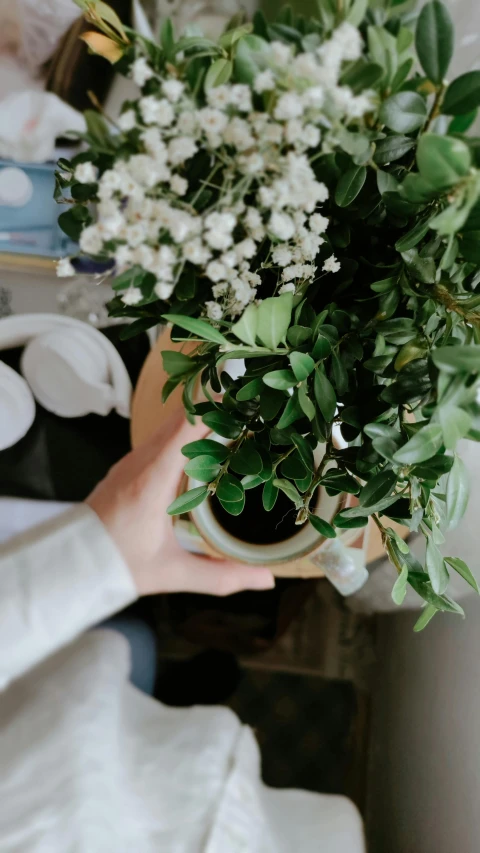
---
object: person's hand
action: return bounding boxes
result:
[86,414,275,597]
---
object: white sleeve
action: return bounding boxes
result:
[0,504,137,689]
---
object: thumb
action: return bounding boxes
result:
[170,551,275,597]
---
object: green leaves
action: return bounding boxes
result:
[289,352,315,382]
[256,294,293,350]
[263,477,278,512]
[184,455,221,482]
[263,369,297,390]
[444,557,479,593]
[204,57,233,90]
[182,438,229,462]
[426,539,449,594]
[161,351,195,376]
[442,71,480,116]
[202,410,242,439]
[273,478,302,508]
[217,474,245,515]
[359,470,397,507]
[230,441,263,475]
[446,454,469,529]
[379,92,427,134]
[374,135,415,165]
[167,486,209,516]
[432,345,480,373]
[163,314,228,345]
[231,303,258,346]
[416,134,471,189]
[335,166,367,208]
[314,367,336,422]
[309,514,336,539]
[393,424,443,464]
[415,0,454,85]
[391,563,408,605]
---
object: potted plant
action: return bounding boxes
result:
[57,0,480,629]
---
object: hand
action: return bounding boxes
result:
[86,414,275,597]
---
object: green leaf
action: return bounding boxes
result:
[374,135,415,165]
[263,477,279,511]
[391,563,409,605]
[432,345,480,373]
[346,0,368,26]
[335,166,367,208]
[229,441,263,475]
[234,33,270,84]
[448,110,478,134]
[460,232,480,263]
[333,513,369,529]
[340,60,383,93]
[445,556,480,594]
[379,92,427,133]
[281,453,307,481]
[309,514,336,538]
[426,539,449,594]
[163,314,228,345]
[414,604,438,631]
[231,303,258,346]
[160,17,175,55]
[331,351,348,396]
[236,378,263,401]
[416,134,471,188]
[263,369,297,390]
[292,433,315,472]
[359,470,397,507]
[241,474,264,490]
[260,386,286,421]
[401,248,436,283]
[277,392,304,429]
[289,352,315,382]
[446,454,469,529]
[184,454,221,482]
[167,486,208,515]
[202,410,242,439]
[438,406,472,450]
[314,367,336,422]
[312,334,332,360]
[298,383,315,421]
[408,572,464,614]
[395,218,432,252]
[442,71,480,116]
[393,424,443,464]
[287,325,312,347]
[217,473,244,503]
[161,350,195,376]
[320,469,360,495]
[415,0,454,85]
[256,294,293,350]
[182,438,229,462]
[273,478,302,507]
[204,57,233,90]
[394,339,428,371]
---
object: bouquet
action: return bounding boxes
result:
[57,0,480,629]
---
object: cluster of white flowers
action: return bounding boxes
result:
[60,23,369,315]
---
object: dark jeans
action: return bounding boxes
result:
[100,616,157,695]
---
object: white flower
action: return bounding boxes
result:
[141,128,168,159]
[197,107,228,136]
[269,211,295,241]
[270,41,292,66]
[126,223,148,247]
[205,211,236,233]
[220,251,237,270]
[299,232,322,260]
[176,110,197,135]
[118,109,137,131]
[115,245,133,267]
[323,254,341,273]
[264,122,283,144]
[230,84,252,113]
[245,207,263,231]
[98,200,125,238]
[183,238,211,265]
[239,152,264,174]
[332,22,363,62]
[223,117,255,151]
[154,281,174,299]
[206,260,228,282]
[302,86,325,109]
[212,282,228,298]
[133,245,155,270]
[56,257,75,277]
[272,246,293,266]
[205,301,223,320]
[274,92,304,121]
[292,53,319,80]
[205,230,233,251]
[254,69,275,93]
[302,124,321,148]
[309,213,329,234]
[285,119,303,146]
[206,84,232,109]
[167,136,198,165]
[169,210,199,243]
[132,57,154,87]
[333,87,374,119]
[235,238,256,260]
[127,153,165,188]
[79,224,103,255]
[162,78,185,102]
[74,161,98,184]
[232,276,256,306]
[279,282,295,294]
[140,96,175,127]
[122,287,143,305]
[170,174,188,196]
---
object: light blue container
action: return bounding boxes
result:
[0,160,76,258]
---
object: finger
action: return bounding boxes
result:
[169,552,275,596]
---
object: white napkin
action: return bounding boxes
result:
[0,361,35,450]
[0,497,73,545]
[0,90,85,163]
[0,315,132,449]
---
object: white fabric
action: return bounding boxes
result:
[0,504,365,852]
[0,315,132,442]
[0,90,85,163]
[0,362,35,450]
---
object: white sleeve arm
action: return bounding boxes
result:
[0,504,137,689]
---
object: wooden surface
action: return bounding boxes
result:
[131,332,408,565]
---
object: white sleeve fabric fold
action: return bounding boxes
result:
[0,504,137,689]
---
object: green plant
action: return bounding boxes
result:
[57,0,480,628]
